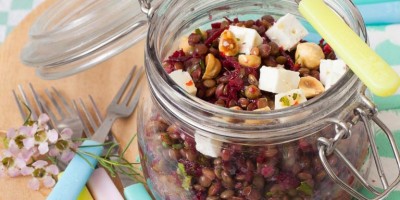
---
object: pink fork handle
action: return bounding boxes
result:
[88,168,124,200]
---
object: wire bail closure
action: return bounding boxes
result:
[317,92,400,199]
[138,0,155,18]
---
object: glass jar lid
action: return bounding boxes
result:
[21,0,148,79]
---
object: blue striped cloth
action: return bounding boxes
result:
[354,0,400,198]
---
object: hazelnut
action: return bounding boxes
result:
[299,76,325,98]
[218,30,240,56]
[203,53,222,79]
[238,55,262,68]
[295,42,325,69]
[250,47,260,56]
[244,85,261,99]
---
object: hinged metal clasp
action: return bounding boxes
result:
[317,92,400,199]
[138,0,155,19]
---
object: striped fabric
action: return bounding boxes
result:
[369,25,400,112]
[0,0,44,42]
[0,0,400,199]
[354,0,400,5]
[363,24,400,199]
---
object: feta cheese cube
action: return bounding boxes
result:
[277,64,285,69]
[266,13,309,50]
[275,89,307,109]
[319,59,348,90]
[169,69,197,95]
[258,66,300,93]
[195,133,222,158]
[229,26,263,55]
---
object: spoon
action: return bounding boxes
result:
[298,0,400,97]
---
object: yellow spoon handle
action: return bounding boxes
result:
[299,0,400,97]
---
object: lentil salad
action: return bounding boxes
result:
[140,14,365,200]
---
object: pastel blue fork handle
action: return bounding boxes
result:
[47,140,103,200]
[124,183,153,200]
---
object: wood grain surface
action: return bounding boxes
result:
[0,0,147,199]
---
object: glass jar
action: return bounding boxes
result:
[137,0,400,199]
[20,0,400,199]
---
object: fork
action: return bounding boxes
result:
[13,84,93,199]
[73,95,124,200]
[13,84,42,122]
[13,83,84,139]
[75,95,119,154]
[48,66,143,200]
[75,96,152,200]
[13,84,83,171]
[41,87,84,139]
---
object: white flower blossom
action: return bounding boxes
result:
[0,150,27,177]
[49,128,76,163]
[2,112,80,191]
[23,160,59,190]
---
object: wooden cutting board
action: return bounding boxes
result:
[0,0,147,199]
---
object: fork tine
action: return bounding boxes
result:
[13,90,27,120]
[72,100,91,138]
[121,67,143,106]
[127,88,142,113]
[39,95,59,124]
[79,98,98,131]
[52,87,74,116]
[29,83,43,114]
[38,95,59,132]
[45,88,65,119]
[18,85,38,120]
[88,95,117,144]
[112,66,137,104]
[89,95,103,122]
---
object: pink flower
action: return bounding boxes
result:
[25,128,58,155]
[6,128,16,138]
[18,126,33,137]
[22,137,35,150]
[28,178,40,190]
[38,142,49,155]
[29,124,38,137]
[25,160,59,190]
[33,128,59,158]
[60,128,73,139]
[38,114,50,127]
[9,114,54,155]
[3,112,84,191]
[49,128,76,163]
[47,129,58,143]
[6,125,38,154]
[20,148,36,161]
[0,150,27,177]
[7,140,20,155]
